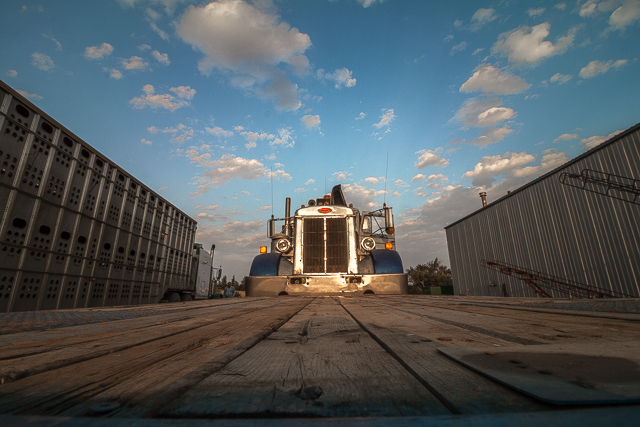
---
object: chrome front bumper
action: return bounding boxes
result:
[245,273,408,297]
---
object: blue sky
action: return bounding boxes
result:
[2,0,639,280]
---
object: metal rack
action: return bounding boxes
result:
[559,169,640,205]
[481,260,635,299]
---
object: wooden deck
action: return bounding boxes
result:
[1,295,640,426]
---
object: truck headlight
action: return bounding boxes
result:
[276,239,291,253]
[361,237,376,251]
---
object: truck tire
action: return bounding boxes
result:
[180,293,193,302]
[168,292,181,303]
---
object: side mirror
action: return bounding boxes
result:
[267,218,275,238]
[384,206,395,234]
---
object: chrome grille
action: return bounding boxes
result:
[302,217,348,273]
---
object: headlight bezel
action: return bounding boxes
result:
[276,238,291,253]
[361,236,376,252]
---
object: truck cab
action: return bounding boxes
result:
[246,185,408,296]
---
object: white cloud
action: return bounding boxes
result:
[412,174,426,182]
[553,133,578,142]
[492,23,575,64]
[317,67,357,88]
[122,56,148,70]
[527,8,545,17]
[609,0,640,30]
[267,168,292,181]
[43,34,62,51]
[270,128,295,148]
[364,177,381,185]
[138,44,152,51]
[130,84,193,111]
[152,50,170,65]
[556,3,567,11]
[470,8,497,31]
[177,0,310,111]
[580,129,624,150]
[16,90,43,101]
[84,43,113,60]
[355,112,366,120]
[7,70,18,77]
[107,68,123,79]
[450,41,468,55]
[462,150,569,186]
[373,108,395,129]
[395,179,409,188]
[427,173,448,182]
[205,126,234,138]
[357,0,386,7]
[342,183,387,209]
[186,151,271,195]
[579,59,627,78]
[301,114,321,128]
[31,52,54,71]
[334,171,348,181]
[472,125,514,148]
[451,98,516,128]
[305,179,315,185]
[240,130,272,148]
[147,123,193,143]
[550,72,572,84]
[460,64,530,95]
[415,150,449,169]
[141,138,153,145]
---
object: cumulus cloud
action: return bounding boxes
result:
[270,128,295,148]
[186,150,273,195]
[357,0,386,7]
[301,114,321,128]
[107,68,123,79]
[85,43,113,60]
[31,52,54,71]
[451,98,516,128]
[141,138,153,145]
[579,59,627,78]
[364,177,382,185]
[148,123,194,143]
[580,0,640,30]
[412,174,426,182]
[427,173,448,182]
[470,8,497,31]
[130,84,194,111]
[527,8,545,17]
[177,0,311,111]
[415,150,449,169]
[152,50,170,65]
[460,64,530,95]
[205,126,234,138]
[550,73,572,84]
[373,108,395,129]
[317,67,357,88]
[492,23,575,64]
[7,70,18,78]
[462,150,568,186]
[580,129,624,150]
[122,56,148,70]
[553,133,578,142]
[342,183,388,209]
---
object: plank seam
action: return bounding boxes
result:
[336,298,459,416]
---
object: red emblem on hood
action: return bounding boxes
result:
[318,207,332,214]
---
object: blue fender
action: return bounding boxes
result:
[249,253,281,276]
[370,249,404,274]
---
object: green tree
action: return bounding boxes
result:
[237,276,246,291]
[231,275,238,287]
[406,257,452,289]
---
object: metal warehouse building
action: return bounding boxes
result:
[445,122,640,299]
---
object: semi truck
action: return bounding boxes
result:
[246,184,408,296]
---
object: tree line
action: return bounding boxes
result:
[406,257,452,294]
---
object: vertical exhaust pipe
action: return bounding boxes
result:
[285,197,291,235]
[479,192,487,207]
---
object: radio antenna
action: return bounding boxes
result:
[270,166,274,217]
[384,152,389,205]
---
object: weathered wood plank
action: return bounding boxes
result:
[160,297,451,418]
[381,296,640,345]
[339,297,550,415]
[0,298,286,384]
[0,298,312,417]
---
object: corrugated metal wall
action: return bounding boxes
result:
[0,80,197,312]
[445,123,640,298]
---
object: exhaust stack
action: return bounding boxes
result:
[479,192,487,207]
